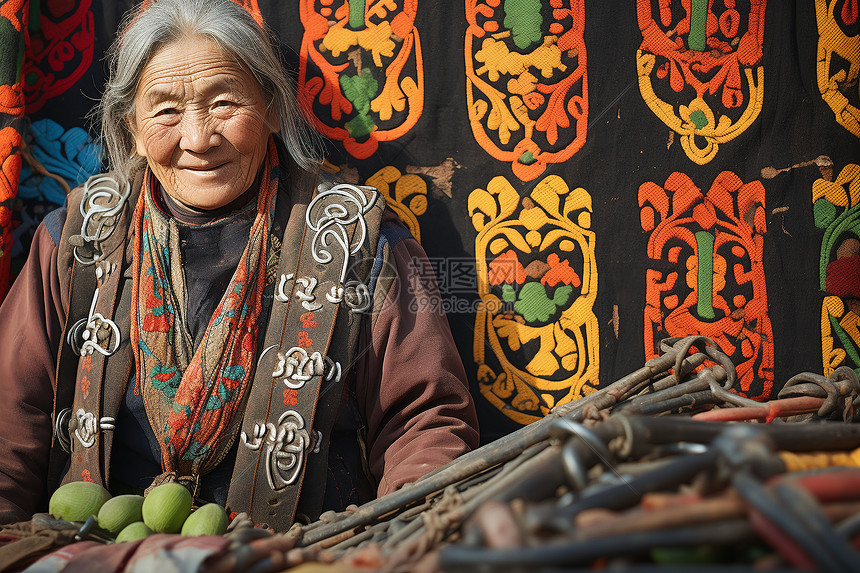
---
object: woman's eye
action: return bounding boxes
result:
[154,107,178,117]
[214,100,236,108]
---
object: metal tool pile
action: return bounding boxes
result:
[206,336,860,572]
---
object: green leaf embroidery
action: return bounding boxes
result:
[504,0,543,51]
[340,71,379,138]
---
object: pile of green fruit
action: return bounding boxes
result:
[48,481,229,542]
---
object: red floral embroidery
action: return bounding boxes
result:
[298,331,313,348]
[22,0,96,114]
[242,329,255,351]
[283,388,298,406]
[81,469,93,482]
[81,375,90,397]
[300,312,317,329]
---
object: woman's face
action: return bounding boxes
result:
[130,36,275,210]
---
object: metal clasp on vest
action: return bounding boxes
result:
[67,266,121,357]
[241,410,311,491]
[310,429,323,454]
[69,175,131,266]
[323,359,341,384]
[326,280,372,313]
[55,408,73,453]
[274,273,294,303]
[273,348,341,389]
[294,277,322,311]
[56,407,115,451]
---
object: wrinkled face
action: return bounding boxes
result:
[131,36,274,210]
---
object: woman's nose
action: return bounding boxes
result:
[179,115,219,153]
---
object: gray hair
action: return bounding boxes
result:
[96,0,322,184]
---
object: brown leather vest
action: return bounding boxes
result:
[48,161,385,531]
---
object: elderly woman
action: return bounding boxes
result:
[0,0,477,531]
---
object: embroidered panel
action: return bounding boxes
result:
[815,0,860,138]
[469,174,598,424]
[298,0,423,159]
[4,0,860,442]
[20,0,94,113]
[636,0,766,164]
[639,171,773,399]
[465,0,587,182]
[814,163,860,376]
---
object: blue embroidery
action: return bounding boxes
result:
[18,119,102,206]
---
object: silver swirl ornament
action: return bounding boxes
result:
[71,175,131,266]
[241,410,311,491]
[305,183,378,286]
[66,265,121,357]
[70,408,114,448]
[272,347,325,389]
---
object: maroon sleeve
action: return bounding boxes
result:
[0,223,66,523]
[357,229,479,497]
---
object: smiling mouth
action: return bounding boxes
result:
[182,163,228,172]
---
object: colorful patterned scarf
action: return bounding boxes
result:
[131,139,279,483]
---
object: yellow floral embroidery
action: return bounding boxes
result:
[469,175,598,424]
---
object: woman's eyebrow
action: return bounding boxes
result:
[142,84,184,106]
[199,75,243,96]
[141,75,240,106]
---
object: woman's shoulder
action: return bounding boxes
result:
[41,204,68,247]
[44,173,135,238]
[40,173,140,280]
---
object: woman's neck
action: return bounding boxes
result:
[155,176,261,225]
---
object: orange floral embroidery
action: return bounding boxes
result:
[300,312,317,329]
[640,171,773,399]
[0,0,26,32]
[299,0,424,159]
[298,331,313,348]
[466,0,588,181]
[636,0,766,164]
[0,83,23,117]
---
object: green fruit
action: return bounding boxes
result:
[115,521,153,543]
[97,494,145,535]
[49,481,112,522]
[142,483,192,533]
[181,503,229,536]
